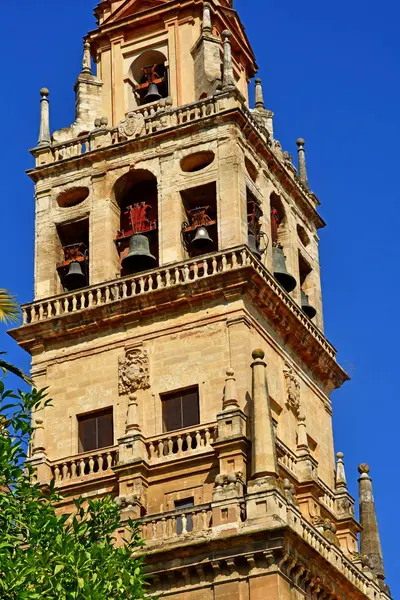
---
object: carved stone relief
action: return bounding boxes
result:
[117,112,145,139]
[119,347,150,395]
[283,362,301,416]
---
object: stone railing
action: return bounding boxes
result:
[51,446,118,484]
[146,423,217,463]
[276,438,298,475]
[20,246,337,361]
[140,503,213,543]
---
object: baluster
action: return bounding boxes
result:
[79,458,85,476]
[71,295,78,312]
[212,256,218,274]
[122,281,128,298]
[97,453,104,471]
[183,264,190,282]
[88,290,93,307]
[205,428,211,446]
[186,433,193,450]
[148,275,154,291]
[152,520,157,539]
[167,437,173,456]
[202,509,208,530]
[148,441,155,459]
[39,304,45,320]
[199,430,205,447]
[106,452,113,469]
[193,262,199,280]
[177,435,183,454]
[130,279,137,296]
[195,430,201,448]
[177,110,182,124]
[71,461,77,479]
[156,273,163,288]
[62,463,69,480]
[96,288,102,305]
[232,251,238,268]
[139,277,145,293]
[105,286,111,303]
[181,513,188,535]
[165,269,171,287]
[31,306,37,323]
[113,283,120,300]
[222,254,228,272]
[80,292,86,309]
[88,456,95,474]
[174,267,180,284]
[64,298,69,313]
[55,300,61,316]
[47,302,53,318]
[22,308,28,325]
[202,259,208,276]
[54,465,61,482]
[158,439,164,458]
[241,248,247,266]
[162,517,167,539]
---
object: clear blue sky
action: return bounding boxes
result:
[1,0,398,593]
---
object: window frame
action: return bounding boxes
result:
[161,386,200,433]
[77,407,114,454]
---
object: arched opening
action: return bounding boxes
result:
[113,170,159,275]
[270,193,296,293]
[297,224,310,247]
[299,253,316,319]
[247,189,263,260]
[180,151,215,173]
[130,50,169,107]
[57,187,89,208]
[56,218,89,292]
[181,182,218,258]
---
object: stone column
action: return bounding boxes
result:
[202,3,212,34]
[37,88,51,147]
[222,31,235,90]
[296,138,309,187]
[255,78,265,110]
[358,464,387,588]
[82,40,92,74]
[335,452,347,491]
[250,349,277,479]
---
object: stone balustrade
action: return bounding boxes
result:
[146,423,217,463]
[51,446,118,484]
[140,503,213,543]
[276,438,298,475]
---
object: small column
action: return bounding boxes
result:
[222,30,235,90]
[82,40,92,75]
[358,464,387,586]
[223,368,239,411]
[255,78,265,111]
[335,452,347,491]
[32,417,46,455]
[125,394,140,433]
[296,414,309,456]
[202,3,212,34]
[296,138,309,187]
[250,349,277,479]
[37,88,51,147]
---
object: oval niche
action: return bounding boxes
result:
[57,187,89,208]
[180,151,215,173]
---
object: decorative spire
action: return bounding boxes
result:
[296,138,309,187]
[255,78,265,111]
[223,368,239,411]
[335,452,347,491]
[37,88,51,147]
[125,393,140,433]
[358,464,387,586]
[222,30,235,90]
[82,40,92,75]
[250,349,278,479]
[202,3,212,35]
[296,413,309,455]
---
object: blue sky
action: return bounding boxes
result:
[1,0,398,593]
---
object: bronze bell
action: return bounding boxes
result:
[122,233,157,274]
[272,246,296,292]
[191,226,213,251]
[301,290,317,319]
[247,233,262,260]
[144,82,162,103]
[64,261,86,291]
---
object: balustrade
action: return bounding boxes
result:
[146,423,217,462]
[140,504,212,542]
[51,447,118,484]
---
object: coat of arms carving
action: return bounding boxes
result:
[119,347,150,395]
[283,361,301,416]
[118,112,145,139]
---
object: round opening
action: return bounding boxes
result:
[180,151,215,173]
[297,224,310,247]
[57,187,89,208]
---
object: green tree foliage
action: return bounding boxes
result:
[0,384,152,600]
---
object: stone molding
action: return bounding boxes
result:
[283,361,301,416]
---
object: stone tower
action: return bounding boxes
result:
[11,0,390,598]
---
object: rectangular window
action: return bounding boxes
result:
[175,497,194,534]
[78,408,113,453]
[162,386,200,433]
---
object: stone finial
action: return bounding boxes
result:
[296,138,309,187]
[250,349,278,479]
[37,88,51,147]
[296,413,309,455]
[125,393,140,433]
[255,78,265,111]
[82,40,92,74]
[222,30,235,90]
[202,3,212,34]
[358,464,387,586]
[32,417,45,455]
[223,368,239,411]
[335,452,347,490]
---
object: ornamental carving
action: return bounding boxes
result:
[119,348,150,395]
[118,111,145,139]
[283,362,301,416]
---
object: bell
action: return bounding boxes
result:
[122,234,157,273]
[272,246,296,293]
[64,261,86,290]
[301,290,317,319]
[144,82,162,103]
[247,233,261,260]
[191,226,213,251]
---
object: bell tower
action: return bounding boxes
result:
[11,0,391,598]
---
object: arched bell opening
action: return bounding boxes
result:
[181,182,218,259]
[270,193,296,293]
[246,188,263,260]
[299,253,316,320]
[130,50,169,107]
[113,170,159,276]
[56,218,89,292]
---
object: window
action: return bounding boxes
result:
[78,408,113,453]
[175,498,194,534]
[162,387,200,432]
